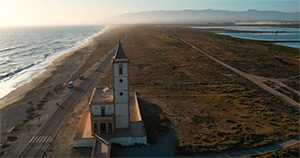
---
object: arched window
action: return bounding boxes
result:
[108,123,113,133]
[118,64,123,75]
[100,123,106,134]
[94,123,98,134]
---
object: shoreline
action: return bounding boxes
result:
[0,25,124,156]
[0,25,109,109]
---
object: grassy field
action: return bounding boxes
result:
[119,25,299,155]
[170,27,299,90]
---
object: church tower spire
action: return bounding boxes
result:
[113,42,129,129]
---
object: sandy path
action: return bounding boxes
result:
[177,36,300,109]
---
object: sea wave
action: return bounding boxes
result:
[0,25,109,101]
[0,63,35,80]
[0,57,10,66]
[0,45,26,53]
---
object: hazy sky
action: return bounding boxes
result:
[0,0,299,27]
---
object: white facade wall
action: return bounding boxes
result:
[115,103,129,115]
[115,116,129,128]
[91,104,114,116]
[114,76,128,90]
[114,91,129,104]
[114,62,129,129]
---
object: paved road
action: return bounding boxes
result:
[18,34,128,157]
[176,35,300,109]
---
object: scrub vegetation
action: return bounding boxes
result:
[122,25,299,155]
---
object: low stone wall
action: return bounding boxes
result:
[110,136,147,146]
[73,138,94,148]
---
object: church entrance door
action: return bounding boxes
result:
[100,123,106,134]
[108,123,113,133]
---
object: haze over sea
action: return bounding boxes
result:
[0,25,105,99]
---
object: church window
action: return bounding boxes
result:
[118,64,123,75]
[94,123,98,134]
[120,92,123,96]
[119,79,123,83]
[101,106,105,116]
[100,123,106,134]
[108,123,113,133]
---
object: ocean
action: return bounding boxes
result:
[0,25,106,99]
[191,26,300,49]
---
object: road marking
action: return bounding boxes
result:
[35,136,42,143]
[38,136,45,143]
[31,136,38,143]
[29,137,35,143]
[29,136,53,144]
[49,137,53,143]
[41,136,47,143]
[45,137,51,143]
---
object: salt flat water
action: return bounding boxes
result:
[192,26,300,48]
[0,25,105,100]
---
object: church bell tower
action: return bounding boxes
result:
[113,42,129,129]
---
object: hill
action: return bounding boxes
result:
[111,9,300,24]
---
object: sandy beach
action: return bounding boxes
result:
[0,25,124,156]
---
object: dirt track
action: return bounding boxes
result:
[177,36,300,109]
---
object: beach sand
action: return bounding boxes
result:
[0,25,124,156]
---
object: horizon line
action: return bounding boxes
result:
[1,8,299,28]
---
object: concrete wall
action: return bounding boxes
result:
[114,76,128,90]
[114,91,128,104]
[110,136,147,146]
[115,116,129,129]
[115,103,129,116]
[73,136,147,150]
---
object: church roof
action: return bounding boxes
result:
[114,42,127,59]
[90,87,113,104]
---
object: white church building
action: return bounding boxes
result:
[74,42,147,157]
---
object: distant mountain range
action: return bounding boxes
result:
[111,9,300,24]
